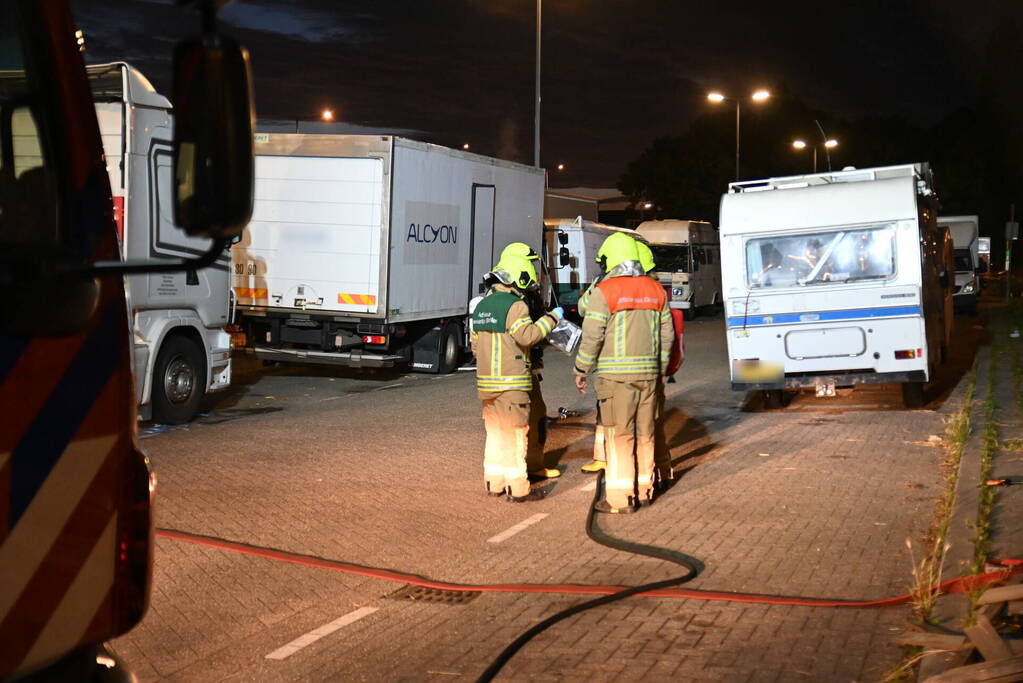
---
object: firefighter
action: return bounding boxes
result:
[577,253,610,474]
[495,243,560,479]
[471,255,563,501]
[636,241,685,490]
[574,233,673,513]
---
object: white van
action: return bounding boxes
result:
[634,220,720,319]
[720,164,953,408]
[938,215,980,314]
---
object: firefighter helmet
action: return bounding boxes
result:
[493,255,538,291]
[636,241,656,273]
[596,232,640,273]
[500,242,540,262]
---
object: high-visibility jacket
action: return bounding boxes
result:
[574,269,673,381]
[471,284,558,396]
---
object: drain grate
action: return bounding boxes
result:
[386,584,480,605]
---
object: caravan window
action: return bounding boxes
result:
[745,225,896,288]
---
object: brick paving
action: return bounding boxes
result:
[111,314,972,682]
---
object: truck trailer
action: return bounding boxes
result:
[232,134,545,372]
[634,219,721,319]
[938,214,980,314]
[720,164,953,408]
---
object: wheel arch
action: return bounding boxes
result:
[137,314,209,406]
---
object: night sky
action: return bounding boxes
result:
[73,0,1023,187]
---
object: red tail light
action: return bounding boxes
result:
[362,335,387,345]
[894,348,923,360]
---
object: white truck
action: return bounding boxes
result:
[232,134,545,371]
[542,217,644,321]
[634,219,721,319]
[720,163,954,408]
[87,62,232,423]
[938,215,980,314]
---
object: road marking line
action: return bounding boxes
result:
[377,383,404,390]
[265,607,379,660]
[576,480,598,492]
[487,513,548,544]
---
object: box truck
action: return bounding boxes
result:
[542,217,644,321]
[232,134,545,372]
[634,219,721,319]
[86,62,233,423]
[720,164,953,408]
[938,215,980,314]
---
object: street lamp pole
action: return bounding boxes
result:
[734,99,741,180]
[534,0,541,168]
[708,90,769,181]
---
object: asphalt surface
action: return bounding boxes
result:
[115,310,982,682]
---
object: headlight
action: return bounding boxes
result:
[671,287,684,297]
[962,282,975,294]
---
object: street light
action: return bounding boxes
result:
[463,143,470,151]
[707,89,771,179]
[556,163,565,172]
[791,137,838,173]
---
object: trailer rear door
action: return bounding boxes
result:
[236,155,384,314]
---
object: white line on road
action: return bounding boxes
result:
[265,607,379,660]
[376,383,404,391]
[487,513,549,544]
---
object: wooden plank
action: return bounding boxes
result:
[892,632,967,650]
[977,584,1023,605]
[963,615,1013,662]
[922,654,1023,683]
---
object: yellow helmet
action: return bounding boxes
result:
[636,241,656,273]
[596,232,640,273]
[493,254,538,291]
[500,242,539,262]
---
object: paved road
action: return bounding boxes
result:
[115,312,976,682]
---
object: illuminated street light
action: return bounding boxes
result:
[824,139,838,149]
[791,136,838,173]
[792,139,807,150]
[706,89,772,179]
[321,109,334,122]
[75,29,85,52]
[643,202,654,210]
[556,163,565,172]
[463,143,470,151]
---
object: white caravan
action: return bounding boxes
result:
[232,134,544,372]
[720,163,953,408]
[542,217,644,321]
[634,219,720,319]
[938,215,980,314]
[87,63,232,423]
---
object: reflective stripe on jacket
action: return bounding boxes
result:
[471,284,558,395]
[574,267,673,381]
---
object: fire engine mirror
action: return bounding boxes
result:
[559,246,571,267]
[0,247,99,337]
[172,35,254,239]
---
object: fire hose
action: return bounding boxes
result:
[156,471,1023,679]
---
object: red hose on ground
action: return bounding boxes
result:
[156,528,1023,609]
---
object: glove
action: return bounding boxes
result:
[551,307,564,319]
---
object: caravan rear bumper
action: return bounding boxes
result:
[732,369,926,391]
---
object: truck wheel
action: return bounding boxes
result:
[436,321,463,374]
[153,335,206,424]
[901,382,925,409]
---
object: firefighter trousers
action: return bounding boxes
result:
[481,390,531,497]
[526,377,548,472]
[654,379,673,483]
[597,377,657,508]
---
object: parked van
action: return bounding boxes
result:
[634,219,721,319]
[938,215,980,314]
[720,164,953,408]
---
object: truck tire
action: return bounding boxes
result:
[436,321,463,374]
[901,382,925,409]
[152,335,206,424]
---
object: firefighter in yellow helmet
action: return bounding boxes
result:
[471,255,563,501]
[574,233,673,513]
[494,243,560,480]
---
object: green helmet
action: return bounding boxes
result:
[493,254,538,291]
[500,242,539,262]
[636,241,656,273]
[596,232,640,273]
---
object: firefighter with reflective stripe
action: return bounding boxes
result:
[636,240,685,489]
[496,243,560,480]
[573,233,673,513]
[577,253,610,473]
[471,255,562,501]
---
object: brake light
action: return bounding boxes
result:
[362,335,387,345]
[894,348,923,359]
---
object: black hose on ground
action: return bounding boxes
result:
[476,472,701,682]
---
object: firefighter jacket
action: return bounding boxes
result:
[574,263,674,381]
[471,284,559,397]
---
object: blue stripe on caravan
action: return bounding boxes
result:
[9,303,122,527]
[726,305,922,328]
[0,337,29,384]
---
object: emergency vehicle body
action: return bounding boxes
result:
[720,164,952,398]
[233,134,544,373]
[542,217,644,321]
[938,214,980,314]
[634,219,721,317]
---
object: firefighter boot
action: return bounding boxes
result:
[594,497,637,514]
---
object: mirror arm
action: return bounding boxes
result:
[83,237,229,276]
